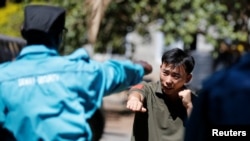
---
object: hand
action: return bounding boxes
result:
[126,98,147,112]
[134,60,153,75]
[178,89,193,116]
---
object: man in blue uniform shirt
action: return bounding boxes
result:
[0,5,152,141]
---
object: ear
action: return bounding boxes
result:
[20,25,26,38]
[185,74,192,83]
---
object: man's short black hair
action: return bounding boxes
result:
[161,48,195,74]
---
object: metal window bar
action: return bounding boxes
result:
[0,34,26,63]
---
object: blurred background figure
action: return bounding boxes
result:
[212,38,241,72]
[184,49,250,141]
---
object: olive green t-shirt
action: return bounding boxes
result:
[129,81,194,141]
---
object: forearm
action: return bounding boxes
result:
[178,89,193,117]
[186,102,193,117]
[128,91,144,102]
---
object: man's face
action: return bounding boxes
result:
[160,63,192,97]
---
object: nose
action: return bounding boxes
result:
[165,76,173,86]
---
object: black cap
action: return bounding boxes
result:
[21,5,66,36]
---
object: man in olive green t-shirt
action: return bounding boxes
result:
[127,48,197,141]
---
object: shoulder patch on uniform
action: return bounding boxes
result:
[131,84,144,89]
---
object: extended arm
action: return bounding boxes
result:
[100,60,152,95]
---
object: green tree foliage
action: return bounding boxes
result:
[219,0,250,42]
[94,0,250,53]
[0,2,23,37]
[1,0,250,54]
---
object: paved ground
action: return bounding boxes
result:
[100,112,134,141]
[99,92,134,141]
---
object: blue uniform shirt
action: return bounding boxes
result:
[0,45,145,141]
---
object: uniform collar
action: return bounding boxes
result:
[17,45,58,59]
